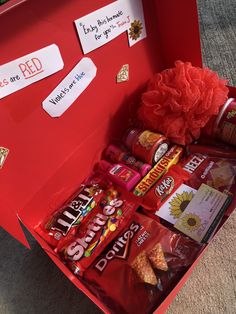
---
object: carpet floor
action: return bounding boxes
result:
[1,0,236,313]
[167,1,236,313]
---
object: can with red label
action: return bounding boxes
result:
[124,129,169,165]
[213,98,236,146]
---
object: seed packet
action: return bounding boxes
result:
[174,184,231,243]
[155,183,197,224]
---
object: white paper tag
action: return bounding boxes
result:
[75,0,146,54]
[42,58,97,117]
[126,0,147,47]
[0,44,64,99]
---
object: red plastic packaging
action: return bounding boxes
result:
[58,185,138,275]
[181,153,236,198]
[83,212,201,314]
[142,165,190,211]
[187,144,236,159]
[133,145,184,197]
[35,183,105,249]
[35,172,112,249]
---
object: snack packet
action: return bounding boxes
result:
[142,165,190,211]
[58,186,138,275]
[182,153,236,197]
[35,174,110,249]
[83,213,201,314]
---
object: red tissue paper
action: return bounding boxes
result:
[138,61,229,145]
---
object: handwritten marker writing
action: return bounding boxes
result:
[74,0,146,54]
[18,58,43,79]
[43,58,97,118]
[0,44,64,99]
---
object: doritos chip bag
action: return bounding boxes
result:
[83,213,201,314]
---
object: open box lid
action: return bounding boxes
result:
[0,0,202,247]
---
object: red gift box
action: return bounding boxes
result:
[0,0,236,313]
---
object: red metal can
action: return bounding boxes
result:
[124,129,169,165]
[213,98,236,146]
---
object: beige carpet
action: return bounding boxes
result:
[167,210,236,314]
[167,1,236,313]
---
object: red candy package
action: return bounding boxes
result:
[142,165,190,211]
[58,186,138,275]
[35,174,110,249]
[83,213,201,314]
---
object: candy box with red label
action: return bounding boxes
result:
[1,0,236,313]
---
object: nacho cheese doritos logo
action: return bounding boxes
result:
[94,221,141,272]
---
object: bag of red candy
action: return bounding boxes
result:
[35,172,113,249]
[58,185,138,275]
[83,212,201,314]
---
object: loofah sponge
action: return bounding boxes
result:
[138,61,229,145]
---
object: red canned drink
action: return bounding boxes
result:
[124,129,169,165]
[214,98,236,146]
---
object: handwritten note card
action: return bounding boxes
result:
[43,58,97,117]
[74,0,146,54]
[0,44,64,99]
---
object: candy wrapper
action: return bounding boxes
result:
[35,174,110,249]
[58,186,138,275]
[83,213,201,314]
[133,145,183,197]
[142,165,190,211]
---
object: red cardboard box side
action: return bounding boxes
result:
[0,0,161,245]
[153,0,203,68]
[0,0,203,246]
[1,1,235,313]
